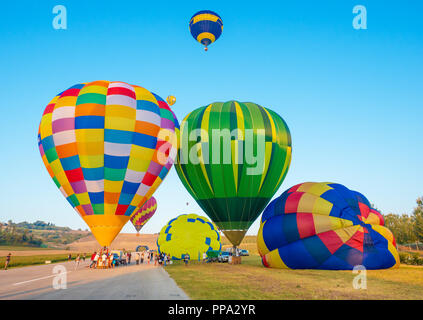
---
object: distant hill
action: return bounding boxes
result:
[0,220,90,249]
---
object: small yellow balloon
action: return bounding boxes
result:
[167,95,176,106]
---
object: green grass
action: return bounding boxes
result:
[165,255,423,300]
[0,245,54,251]
[0,254,78,269]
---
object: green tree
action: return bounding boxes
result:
[384,213,416,244]
[413,197,423,242]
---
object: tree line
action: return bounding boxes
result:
[383,197,423,245]
[0,225,43,247]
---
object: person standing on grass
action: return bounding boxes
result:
[82,253,86,262]
[4,253,11,270]
[184,254,189,266]
[68,253,72,262]
[75,254,80,270]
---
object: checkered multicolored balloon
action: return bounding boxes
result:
[38,81,179,246]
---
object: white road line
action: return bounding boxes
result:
[13,271,71,286]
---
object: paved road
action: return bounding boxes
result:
[0,261,189,300]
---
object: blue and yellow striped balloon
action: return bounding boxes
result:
[189,10,223,51]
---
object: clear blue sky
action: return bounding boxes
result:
[0,1,422,235]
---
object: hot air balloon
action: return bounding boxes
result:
[166,95,176,106]
[175,101,292,249]
[189,10,223,51]
[257,182,400,270]
[130,196,157,234]
[38,80,179,247]
[157,214,221,260]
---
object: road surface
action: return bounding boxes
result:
[0,260,189,300]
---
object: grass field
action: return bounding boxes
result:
[0,246,54,251]
[166,254,423,300]
[0,253,80,269]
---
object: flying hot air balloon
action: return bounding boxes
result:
[130,196,157,235]
[175,101,292,249]
[38,80,179,247]
[166,95,176,106]
[189,10,223,51]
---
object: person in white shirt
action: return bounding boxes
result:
[93,253,99,268]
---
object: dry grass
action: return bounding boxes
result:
[166,236,423,300]
[166,255,423,300]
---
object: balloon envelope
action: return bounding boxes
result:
[166,95,176,106]
[157,214,221,260]
[258,182,400,270]
[175,101,292,246]
[189,10,223,50]
[130,196,157,232]
[38,81,179,246]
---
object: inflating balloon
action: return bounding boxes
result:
[189,10,223,51]
[130,197,157,233]
[38,81,179,247]
[257,182,400,270]
[175,101,292,248]
[157,214,221,260]
[166,95,176,106]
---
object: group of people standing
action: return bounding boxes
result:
[134,250,172,266]
[85,249,173,269]
[88,250,119,269]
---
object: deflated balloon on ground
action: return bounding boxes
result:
[157,214,221,260]
[257,182,399,270]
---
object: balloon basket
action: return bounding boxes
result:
[230,256,241,265]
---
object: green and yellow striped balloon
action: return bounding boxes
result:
[175,101,292,246]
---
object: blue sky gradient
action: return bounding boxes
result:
[0,1,422,234]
